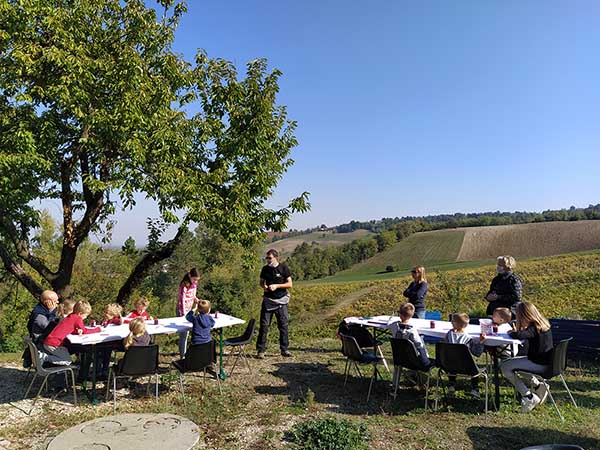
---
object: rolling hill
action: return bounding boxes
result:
[312,220,600,283]
[263,229,374,257]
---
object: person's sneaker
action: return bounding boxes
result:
[533,381,549,405]
[447,385,456,396]
[281,350,292,357]
[470,389,481,399]
[520,393,541,413]
[256,352,266,359]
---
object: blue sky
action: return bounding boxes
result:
[97,1,600,244]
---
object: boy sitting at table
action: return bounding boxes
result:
[485,307,514,361]
[390,303,433,389]
[443,313,485,398]
[102,303,124,327]
[186,299,215,346]
[43,300,101,366]
[126,297,153,321]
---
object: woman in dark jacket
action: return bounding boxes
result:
[402,266,428,319]
[485,255,522,316]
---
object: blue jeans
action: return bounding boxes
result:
[414,308,426,319]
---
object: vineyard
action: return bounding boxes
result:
[292,250,600,335]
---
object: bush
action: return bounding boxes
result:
[289,416,369,450]
[385,265,395,273]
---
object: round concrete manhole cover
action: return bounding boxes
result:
[47,414,200,450]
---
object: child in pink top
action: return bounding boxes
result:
[44,301,100,365]
[177,268,201,357]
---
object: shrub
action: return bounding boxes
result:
[385,265,395,273]
[289,416,369,450]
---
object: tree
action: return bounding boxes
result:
[0,0,308,304]
[121,237,138,257]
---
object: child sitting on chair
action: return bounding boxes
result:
[126,297,153,321]
[390,302,433,389]
[102,303,123,327]
[44,300,101,365]
[56,299,75,320]
[484,307,514,361]
[186,299,215,345]
[443,313,485,398]
[123,318,151,349]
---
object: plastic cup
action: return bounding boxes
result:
[492,324,498,335]
[430,320,435,329]
[214,310,219,318]
[154,318,159,325]
[90,320,96,327]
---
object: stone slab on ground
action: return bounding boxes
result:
[47,413,200,450]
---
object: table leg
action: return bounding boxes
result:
[91,345,98,405]
[218,328,226,381]
[493,349,500,410]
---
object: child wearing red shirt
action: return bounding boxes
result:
[125,297,153,321]
[44,300,100,365]
[101,303,123,327]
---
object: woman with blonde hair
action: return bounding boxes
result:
[485,255,522,316]
[123,318,150,349]
[402,266,428,319]
[501,302,553,413]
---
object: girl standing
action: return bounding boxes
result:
[177,268,200,357]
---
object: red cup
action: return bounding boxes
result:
[492,324,498,334]
[430,320,435,329]
[214,310,219,318]
[154,318,159,325]
[90,320,96,327]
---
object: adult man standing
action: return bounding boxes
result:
[256,249,293,358]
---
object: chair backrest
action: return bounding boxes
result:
[183,341,215,371]
[435,342,479,376]
[346,325,375,348]
[425,311,442,321]
[119,344,159,376]
[339,334,364,362]
[241,319,256,342]
[23,336,42,373]
[390,337,427,371]
[546,338,572,378]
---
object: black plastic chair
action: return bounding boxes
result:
[105,344,159,413]
[23,337,78,412]
[340,333,383,402]
[434,342,490,413]
[345,324,389,372]
[514,338,577,422]
[172,341,221,405]
[224,319,256,376]
[520,445,584,450]
[389,337,435,410]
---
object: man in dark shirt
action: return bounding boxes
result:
[256,249,293,358]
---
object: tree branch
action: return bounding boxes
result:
[75,153,106,245]
[0,241,44,298]
[0,216,57,283]
[116,225,187,305]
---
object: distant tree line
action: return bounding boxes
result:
[286,204,600,281]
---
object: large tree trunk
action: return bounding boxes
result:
[116,226,186,305]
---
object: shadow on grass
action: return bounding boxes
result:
[466,426,599,450]
[0,366,34,404]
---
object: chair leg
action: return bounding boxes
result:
[354,362,363,379]
[105,367,112,401]
[113,375,117,414]
[434,370,441,412]
[242,346,252,374]
[146,376,151,396]
[483,374,489,414]
[343,359,350,387]
[546,387,564,422]
[367,365,376,402]
[179,373,186,406]
[393,367,400,399]
[31,375,49,411]
[216,370,222,395]
[560,374,577,407]
[229,346,242,377]
[155,373,159,401]
[424,373,430,412]
[24,373,38,399]
[70,369,77,406]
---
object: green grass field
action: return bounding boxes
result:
[310,229,467,283]
[264,229,374,257]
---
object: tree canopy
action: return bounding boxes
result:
[0,0,308,303]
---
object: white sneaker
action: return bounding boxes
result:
[533,381,549,405]
[520,393,541,413]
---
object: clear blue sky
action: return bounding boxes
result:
[106,1,600,244]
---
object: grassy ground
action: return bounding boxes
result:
[0,337,598,450]
[265,230,374,257]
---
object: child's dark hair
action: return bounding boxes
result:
[180,268,200,287]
